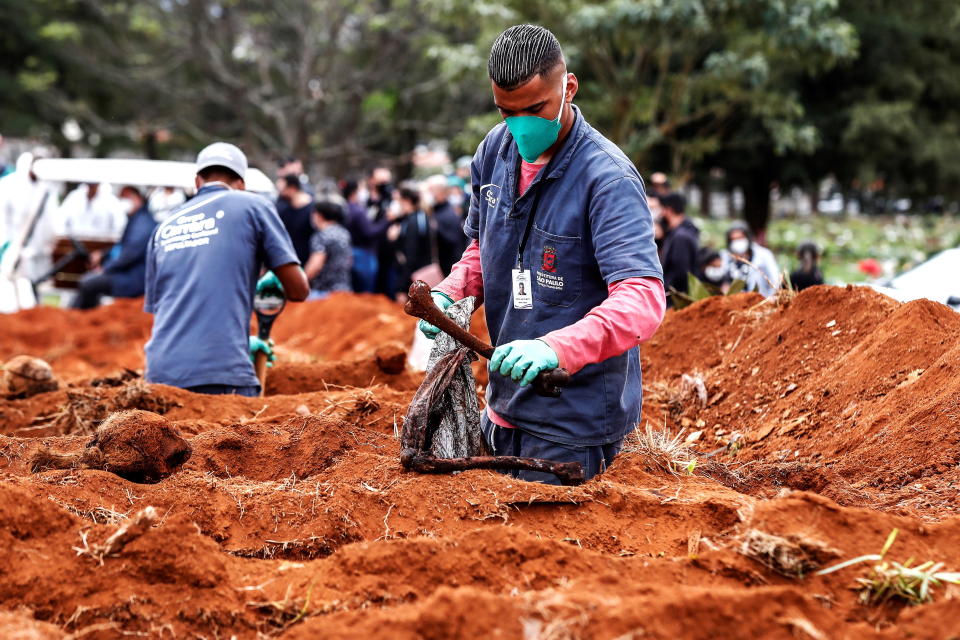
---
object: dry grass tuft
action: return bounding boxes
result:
[622,423,698,475]
[739,529,841,578]
[113,379,181,414]
[643,373,708,419]
[28,390,107,435]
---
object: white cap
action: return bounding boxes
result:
[196,142,247,180]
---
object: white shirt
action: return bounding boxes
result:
[722,243,781,297]
[56,184,126,240]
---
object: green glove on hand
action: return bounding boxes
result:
[249,336,276,367]
[489,339,559,386]
[418,291,455,339]
[256,271,284,297]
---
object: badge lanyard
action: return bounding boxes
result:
[512,155,556,310]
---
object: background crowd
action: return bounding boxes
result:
[272,158,471,302]
[0,146,830,313]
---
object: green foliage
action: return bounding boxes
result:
[0,0,957,207]
[670,273,746,309]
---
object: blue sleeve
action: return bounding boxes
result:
[255,198,301,269]
[143,231,158,313]
[105,217,155,272]
[588,176,664,284]
[352,207,392,241]
[463,137,487,240]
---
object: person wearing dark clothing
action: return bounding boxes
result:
[658,192,699,301]
[72,186,157,309]
[305,199,353,298]
[790,241,824,290]
[366,167,397,296]
[342,180,396,292]
[277,175,315,265]
[392,185,433,296]
[697,248,730,292]
[433,199,467,275]
[425,174,468,275]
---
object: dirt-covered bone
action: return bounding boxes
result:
[401,297,585,485]
[29,409,192,483]
[404,279,570,397]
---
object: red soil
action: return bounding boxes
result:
[1,286,959,638]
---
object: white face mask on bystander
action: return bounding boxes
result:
[704,265,726,282]
[119,197,138,215]
[729,238,750,255]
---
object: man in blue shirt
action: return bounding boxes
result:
[72,186,157,309]
[276,174,315,266]
[423,25,666,484]
[144,142,308,396]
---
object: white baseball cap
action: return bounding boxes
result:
[196,142,247,180]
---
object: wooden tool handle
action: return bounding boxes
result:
[254,351,268,397]
[404,280,570,398]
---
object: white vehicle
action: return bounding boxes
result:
[868,248,960,311]
[0,158,277,313]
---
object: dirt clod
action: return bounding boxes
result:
[375,343,408,375]
[30,409,191,483]
[3,355,59,398]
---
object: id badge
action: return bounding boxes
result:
[512,268,533,309]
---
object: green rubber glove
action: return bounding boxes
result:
[489,339,559,386]
[249,336,276,367]
[418,291,455,339]
[256,271,284,297]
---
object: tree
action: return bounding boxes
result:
[439,0,856,235]
[795,0,960,211]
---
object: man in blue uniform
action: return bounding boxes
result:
[72,185,157,309]
[423,25,666,483]
[144,142,309,396]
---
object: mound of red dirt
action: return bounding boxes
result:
[270,292,418,361]
[644,285,960,518]
[1,287,960,638]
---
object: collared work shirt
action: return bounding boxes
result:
[465,105,663,446]
[144,184,298,389]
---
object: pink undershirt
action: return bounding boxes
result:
[435,160,666,429]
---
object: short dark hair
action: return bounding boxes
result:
[282,175,302,191]
[660,192,686,215]
[697,247,721,268]
[315,199,345,224]
[398,185,420,208]
[488,25,563,90]
[119,185,145,202]
[198,165,242,183]
[341,179,359,200]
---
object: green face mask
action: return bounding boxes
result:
[504,77,567,163]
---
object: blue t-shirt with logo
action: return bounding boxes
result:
[466,105,663,446]
[144,184,299,389]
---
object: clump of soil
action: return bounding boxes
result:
[30,409,191,483]
[644,284,960,517]
[375,343,408,375]
[2,355,59,398]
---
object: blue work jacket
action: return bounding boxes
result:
[465,105,663,446]
[104,206,158,298]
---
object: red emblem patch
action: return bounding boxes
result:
[542,245,557,272]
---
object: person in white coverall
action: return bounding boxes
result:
[0,152,60,283]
